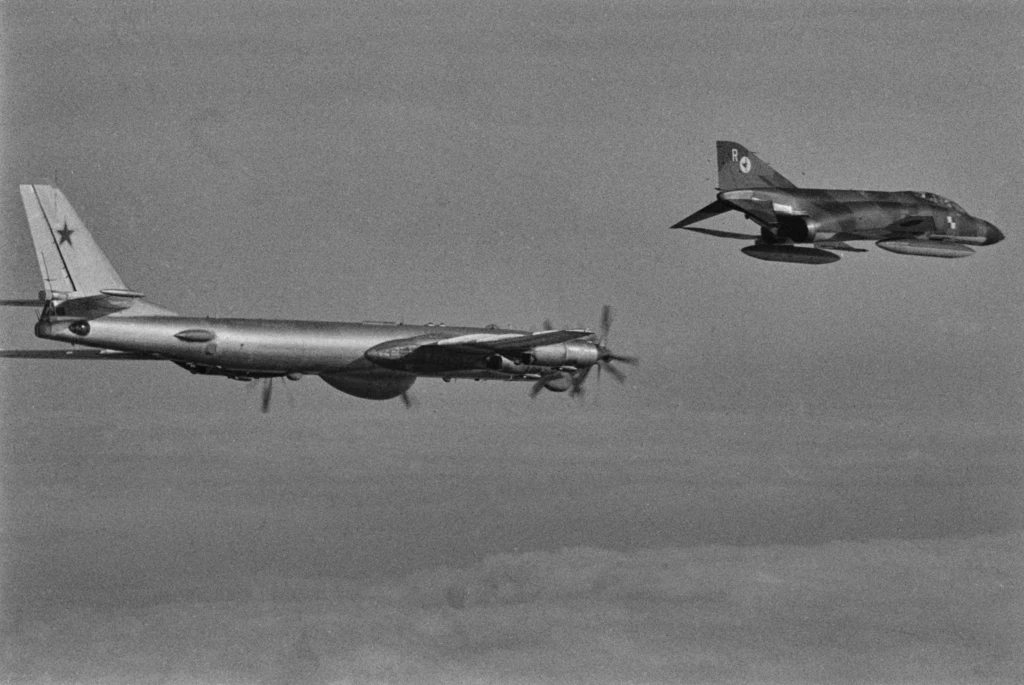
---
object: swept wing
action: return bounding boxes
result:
[433,329,592,353]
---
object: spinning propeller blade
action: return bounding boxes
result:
[261,378,273,413]
[571,305,637,398]
[530,306,636,399]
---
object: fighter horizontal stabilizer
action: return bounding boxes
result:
[671,200,732,229]
[0,348,164,360]
[435,329,593,353]
[675,226,761,240]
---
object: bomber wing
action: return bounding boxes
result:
[433,329,593,353]
[0,348,164,360]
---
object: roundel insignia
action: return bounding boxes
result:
[739,156,752,173]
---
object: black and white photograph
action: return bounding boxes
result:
[1,1,1021,683]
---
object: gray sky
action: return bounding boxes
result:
[1,1,1022,682]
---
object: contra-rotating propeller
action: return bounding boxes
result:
[257,372,305,413]
[529,306,637,398]
[570,305,637,397]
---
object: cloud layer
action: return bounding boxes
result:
[5,533,1021,684]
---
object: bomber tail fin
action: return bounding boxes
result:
[18,184,174,316]
[716,141,797,191]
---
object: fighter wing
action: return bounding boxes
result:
[0,348,164,360]
[434,329,593,353]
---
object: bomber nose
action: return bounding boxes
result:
[982,221,1004,245]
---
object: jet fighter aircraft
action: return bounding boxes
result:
[672,141,1004,264]
[1,184,634,407]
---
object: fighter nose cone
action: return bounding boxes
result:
[983,222,1005,245]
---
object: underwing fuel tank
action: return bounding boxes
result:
[876,239,974,258]
[741,244,840,265]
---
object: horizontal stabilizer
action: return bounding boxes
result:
[0,298,44,306]
[671,200,731,228]
[0,348,163,360]
[676,226,761,240]
[47,292,153,317]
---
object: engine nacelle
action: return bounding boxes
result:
[523,341,599,368]
[320,370,415,400]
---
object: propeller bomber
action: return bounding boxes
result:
[1,185,635,409]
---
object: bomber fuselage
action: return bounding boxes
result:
[32,315,592,382]
[37,316,504,374]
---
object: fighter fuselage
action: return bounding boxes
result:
[672,141,1005,264]
[718,188,1003,245]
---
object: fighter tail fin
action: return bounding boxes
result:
[716,141,797,191]
[18,184,174,316]
[671,199,732,229]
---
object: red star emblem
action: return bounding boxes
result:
[57,223,74,246]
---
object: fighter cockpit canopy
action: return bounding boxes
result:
[910,191,965,213]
